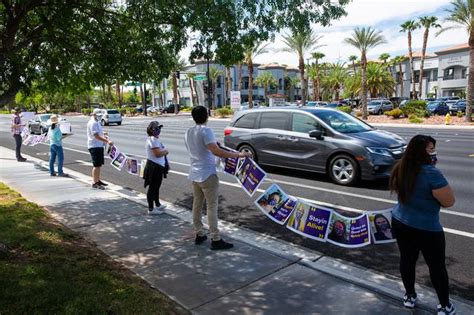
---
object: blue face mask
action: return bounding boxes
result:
[152,128,161,137]
[268,199,278,206]
[429,152,437,165]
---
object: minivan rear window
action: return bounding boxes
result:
[107,110,119,114]
[259,112,289,130]
[234,112,259,129]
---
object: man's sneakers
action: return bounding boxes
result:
[403,293,417,309]
[148,204,166,215]
[195,234,208,245]
[92,182,105,190]
[97,180,108,186]
[57,173,69,177]
[17,157,27,162]
[437,301,456,315]
[211,239,234,250]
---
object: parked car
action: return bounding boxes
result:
[223,107,406,186]
[93,108,122,126]
[449,100,467,114]
[367,100,393,115]
[161,103,180,113]
[436,96,461,112]
[307,101,328,107]
[28,114,71,134]
[135,104,152,113]
[399,99,409,108]
[426,101,449,115]
[324,102,344,109]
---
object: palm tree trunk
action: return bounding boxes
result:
[408,31,416,99]
[116,80,122,107]
[466,29,473,122]
[237,63,242,91]
[315,60,320,101]
[299,55,306,105]
[398,62,404,98]
[189,78,195,106]
[226,67,232,106]
[419,28,429,99]
[361,53,368,120]
[172,73,179,113]
[248,59,254,108]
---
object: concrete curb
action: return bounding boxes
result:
[2,146,473,313]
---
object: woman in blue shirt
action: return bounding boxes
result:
[48,115,68,177]
[390,135,455,314]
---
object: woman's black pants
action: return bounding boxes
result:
[146,168,163,210]
[392,218,450,306]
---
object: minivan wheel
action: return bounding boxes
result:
[329,155,359,186]
[239,145,257,162]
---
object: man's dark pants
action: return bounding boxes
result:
[13,134,23,160]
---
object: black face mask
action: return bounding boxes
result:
[429,152,437,165]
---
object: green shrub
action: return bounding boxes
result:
[337,106,352,114]
[408,114,423,123]
[355,111,363,117]
[215,107,234,118]
[385,108,402,119]
[401,100,427,117]
[456,111,464,118]
[81,108,92,116]
[119,108,127,115]
[126,108,137,116]
[181,107,192,112]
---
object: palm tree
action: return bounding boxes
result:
[237,62,243,91]
[281,30,324,106]
[418,16,441,98]
[344,27,387,119]
[186,73,197,106]
[209,67,223,109]
[378,53,391,65]
[366,62,396,98]
[348,55,358,75]
[254,71,277,104]
[310,52,325,101]
[171,58,187,113]
[321,62,347,101]
[243,41,269,108]
[437,0,473,122]
[394,55,407,98]
[400,20,420,99]
[225,67,233,106]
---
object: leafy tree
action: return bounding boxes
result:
[400,20,420,99]
[321,62,347,101]
[309,52,325,100]
[418,16,441,98]
[393,55,407,97]
[243,41,269,108]
[437,0,473,122]
[344,27,386,119]
[281,30,324,106]
[186,73,197,106]
[344,62,395,99]
[255,72,277,103]
[209,67,223,109]
[378,53,391,65]
[348,55,358,75]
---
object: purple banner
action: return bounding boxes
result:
[236,158,266,196]
[286,201,332,242]
[224,156,240,175]
[255,184,296,225]
[368,210,396,244]
[126,158,139,175]
[327,212,371,248]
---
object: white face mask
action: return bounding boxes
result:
[429,151,438,165]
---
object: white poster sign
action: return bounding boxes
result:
[231,91,241,110]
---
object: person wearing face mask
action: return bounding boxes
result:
[48,115,68,177]
[143,121,169,215]
[390,135,456,314]
[372,214,392,241]
[87,111,113,189]
[290,204,306,231]
[328,220,348,244]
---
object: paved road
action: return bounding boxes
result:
[1,114,473,301]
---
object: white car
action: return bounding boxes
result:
[93,108,122,126]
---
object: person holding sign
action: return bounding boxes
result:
[185,106,251,250]
[11,107,26,162]
[87,111,113,190]
[143,121,169,215]
[48,115,68,177]
[390,135,456,314]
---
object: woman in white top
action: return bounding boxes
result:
[143,121,169,215]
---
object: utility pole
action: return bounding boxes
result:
[206,45,212,116]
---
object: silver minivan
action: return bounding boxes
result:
[223,107,406,186]
[93,109,122,126]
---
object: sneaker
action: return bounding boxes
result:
[148,208,165,215]
[195,234,208,245]
[17,157,27,162]
[57,173,69,177]
[211,239,234,250]
[50,172,57,177]
[97,180,108,186]
[403,293,417,309]
[92,183,105,190]
[437,301,456,315]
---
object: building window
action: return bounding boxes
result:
[217,76,222,88]
[432,69,438,81]
[462,68,467,79]
[444,68,454,80]
[279,78,283,90]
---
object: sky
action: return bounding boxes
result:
[180,0,469,67]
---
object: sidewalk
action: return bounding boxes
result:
[1,147,472,314]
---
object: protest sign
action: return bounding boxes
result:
[235,157,266,196]
[111,152,127,170]
[20,112,35,124]
[368,210,395,244]
[22,135,34,146]
[59,122,72,134]
[126,159,139,175]
[327,212,371,248]
[286,201,333,242]
[20,127,29,139]
[255,184,297,225]
[108,145,118,160]
[139,159,147,178]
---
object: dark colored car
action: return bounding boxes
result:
[324,102,344,109]
[161,104,180,113]
[28,114,70,134]
[427,101,449,115]
[449,100,467,114]
[223,107,406,186]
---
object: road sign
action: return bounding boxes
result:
[125,81,141,87]
[194,75,207,81]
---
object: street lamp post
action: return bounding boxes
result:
[206,45,212,116]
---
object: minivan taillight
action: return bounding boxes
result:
[224,128,233,136]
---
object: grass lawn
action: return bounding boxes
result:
[0,183,188,314]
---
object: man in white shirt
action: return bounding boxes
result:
[185,106,251,250]
[87,111,113,190]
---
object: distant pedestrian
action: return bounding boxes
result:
[184,105,251,250]
[48,115,68,177]
[11,107,26,162]
[143,121,169,215]
[87,111,113,189]
[390,135,456,314]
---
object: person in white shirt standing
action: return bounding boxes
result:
[87,111,113,190]
[185,106,251,250]
[143,121,169,215]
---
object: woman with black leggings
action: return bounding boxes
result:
[143,121,169,215]
[389,135,456,314]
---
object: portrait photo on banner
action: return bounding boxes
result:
[126,158,139,176]
[286,201,333,242]
[327,212,371,248]
[108,145,118,160]
[235,157,266,196]
[111,152,127,171]
[368,209,395,244]
[254,184,297,225]
[139,159,147,178]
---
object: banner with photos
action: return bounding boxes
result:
[367,210,396,244]
[255,184,297,225]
